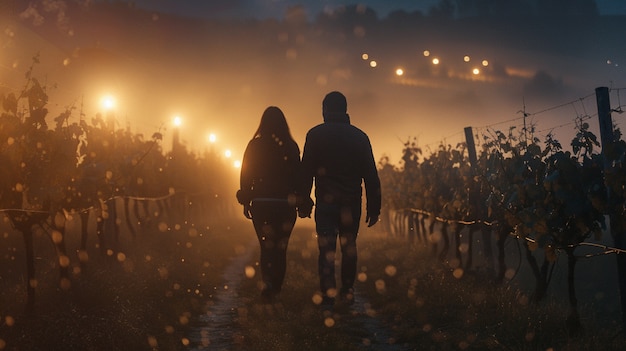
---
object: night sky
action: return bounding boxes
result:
[128,0,626,19]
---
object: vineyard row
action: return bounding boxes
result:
[377,86,626,334]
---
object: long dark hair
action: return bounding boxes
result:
[253,106,295,143]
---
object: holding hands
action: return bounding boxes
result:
[236,189,253,220]
[243,203,252,219]
[365,213,379,227]
[298,196,314,218]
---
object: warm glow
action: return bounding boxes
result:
[5,0,611,188]
[224,149,232,158]
[173,116,182,127]
[101,95,116,110]
[233,160,241,168]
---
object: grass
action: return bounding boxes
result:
[0,213,244,350]
[238,224,626,350]
[1,213,625,350]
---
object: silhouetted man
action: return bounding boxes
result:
[299,91,381,309]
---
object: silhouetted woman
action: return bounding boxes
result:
[236,106,301,301]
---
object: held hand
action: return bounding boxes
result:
[297,197,314,218]
[366,214,379,227]
[298,207,312,218]
[243,204,252,219]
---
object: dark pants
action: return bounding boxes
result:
[251,200,296,295]
[315,202,361,297]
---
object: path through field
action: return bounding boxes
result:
[186,224,407,350]
[349,289,408,350]
[187,238,255,351]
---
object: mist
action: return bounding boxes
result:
[1,1,624,165]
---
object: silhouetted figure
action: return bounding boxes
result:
[236,106,301,302]
[299,91,382,309]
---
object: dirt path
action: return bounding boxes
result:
[187,239,255,351]
[186,224,406,350]
[349,289,409,350]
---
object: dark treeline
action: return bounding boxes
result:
[1,0,621,59]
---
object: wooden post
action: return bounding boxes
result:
[464,127,493,273]
[464,127,477,168]
[596,87,614,151]
[596,86,626,332]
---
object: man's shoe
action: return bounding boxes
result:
[320,296,335,311]
[261,287,275,304]
[340,288,355,305]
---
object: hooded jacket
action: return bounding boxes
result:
[300,113,381,217]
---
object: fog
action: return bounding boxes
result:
[1,1,625,165]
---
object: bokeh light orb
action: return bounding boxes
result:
[101,95,116,110]
[173,116,182,127]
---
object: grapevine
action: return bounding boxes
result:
[382,105,622,334]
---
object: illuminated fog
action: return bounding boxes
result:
[1,1,624,165]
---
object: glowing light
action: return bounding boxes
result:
[395,68,404,76]
[361,53,369,60]
[482,60,489,66]
[233,160,241,168]
[101,95,116,110]
[369,60,377,68]
[423,50,430,57]
[463,55,470,62]
[207,133,217,143]
[173,116,182,127]
[432,58,440,65]
[312,293,323,305]
[472,68,480,75]
[357,272,367,282]
[224,149,232,158]
[385,265,397,276]
[375,279,386,293]
[244,265,255,278]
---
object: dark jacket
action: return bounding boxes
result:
[237,136,300,205]
[300,113,381,217]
